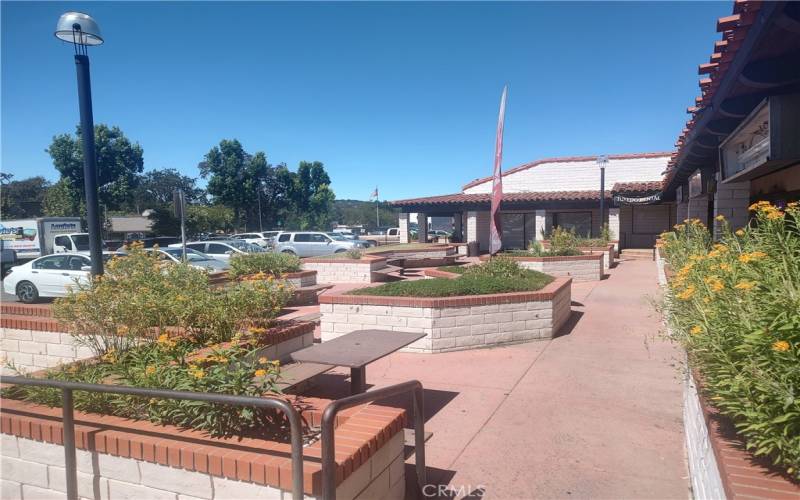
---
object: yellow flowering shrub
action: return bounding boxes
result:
[2,243,295,437]
[53,242,292,354]
[660,202,800,478]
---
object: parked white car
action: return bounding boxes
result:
[150,248,230,272]
[3,252,120,303]
[168,240,265,262]
[231,233,270,248]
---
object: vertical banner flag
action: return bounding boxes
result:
[371,187,379,200]
[489,85,507,255]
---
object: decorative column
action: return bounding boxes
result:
[417,212,428,243]
[453,213,463,242]
[607,208,620,241]
[467,211,478,243]
[398,213,410,244]
[713,172,750,239]
[534,210,546,240]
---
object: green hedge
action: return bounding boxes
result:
[229,252,302,278]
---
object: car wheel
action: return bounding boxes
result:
[281,250,296,255]
[16,281,39,304]
[334,249,347,253]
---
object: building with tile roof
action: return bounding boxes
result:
[390,0,800,251]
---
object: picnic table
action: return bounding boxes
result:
[290,329,426,394]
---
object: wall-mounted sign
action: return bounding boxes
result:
[612,192,662,205]
[720,94,800,182]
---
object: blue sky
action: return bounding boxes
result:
[2,1,728,201]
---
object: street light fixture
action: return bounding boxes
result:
[55,12,104,276]
[597,155,608,237]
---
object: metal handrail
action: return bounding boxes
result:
[0,376,305,500]
[320,380,426,500]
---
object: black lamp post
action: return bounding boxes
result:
[55,12,105,276]
[597,155,608,237]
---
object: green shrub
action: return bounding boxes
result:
[549,226,580,254]
[54,243,292,354]
[660,202,800,478]
[350,258,552,297]
[229,252,301,279]
[7,242,294,437]
[345,248,363,259]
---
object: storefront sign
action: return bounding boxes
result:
[612,192,662,205]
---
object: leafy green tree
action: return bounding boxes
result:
[148,204,235,237]
[280,161,336,230]
[47,124,144,211]
[199,140,269,230]
[131,168,205,212]
[332,199,399,230]
[43,178,84,217]
[0,176,51,218]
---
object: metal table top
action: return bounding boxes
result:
[290,329,426,368]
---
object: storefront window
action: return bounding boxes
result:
[553,212,592,237]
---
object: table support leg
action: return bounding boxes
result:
[351,366,366,394]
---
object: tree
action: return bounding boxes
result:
[199,140,269,230]
[43,178,83,217]
[0,176,50,219]
[131,168,205,212]
[47,124,144,211]
[148,204,235,237]
[281,161,336,230]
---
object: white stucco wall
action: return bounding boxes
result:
[463,156,669,194]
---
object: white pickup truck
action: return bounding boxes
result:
[362,227,402,246]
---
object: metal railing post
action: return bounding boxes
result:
[61,388,79,500]
[0,377,304,500]
[320,380,426,500]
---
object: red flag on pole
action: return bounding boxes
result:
[489,85,507,255]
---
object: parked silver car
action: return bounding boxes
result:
[168,240,265,262]
[151,248,230,272]
[272,231,370,257]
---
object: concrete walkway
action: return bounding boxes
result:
[299,258,689,499]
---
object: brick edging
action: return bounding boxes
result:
[302,255,388,264]
[1,316,66,333]
[0,397,405,495]
[1,303,54,318]
[480,254,603,262]
[188,320,314,359]
[321,277,571,307]
[369,244,457,257]
[422,269,461,279]
[693,371,800,498]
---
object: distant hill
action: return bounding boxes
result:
[332,199,400,230]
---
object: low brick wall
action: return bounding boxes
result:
[320,277,572,353]
[281,270,317,288]
[370,245,457,260]
[302,256,387,284]
[1,313,316,375]
[0,398,406,500]
[580,245,616,272]
[484,254,603,282]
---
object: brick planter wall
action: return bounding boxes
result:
[302,256,388,284]
[0,308,315,375]
[0,398,406,500]
[580,245,616,272]
[319,277,572,353]
[280,270,317,289]
[482,254,603,282]
[370,245,458,259]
